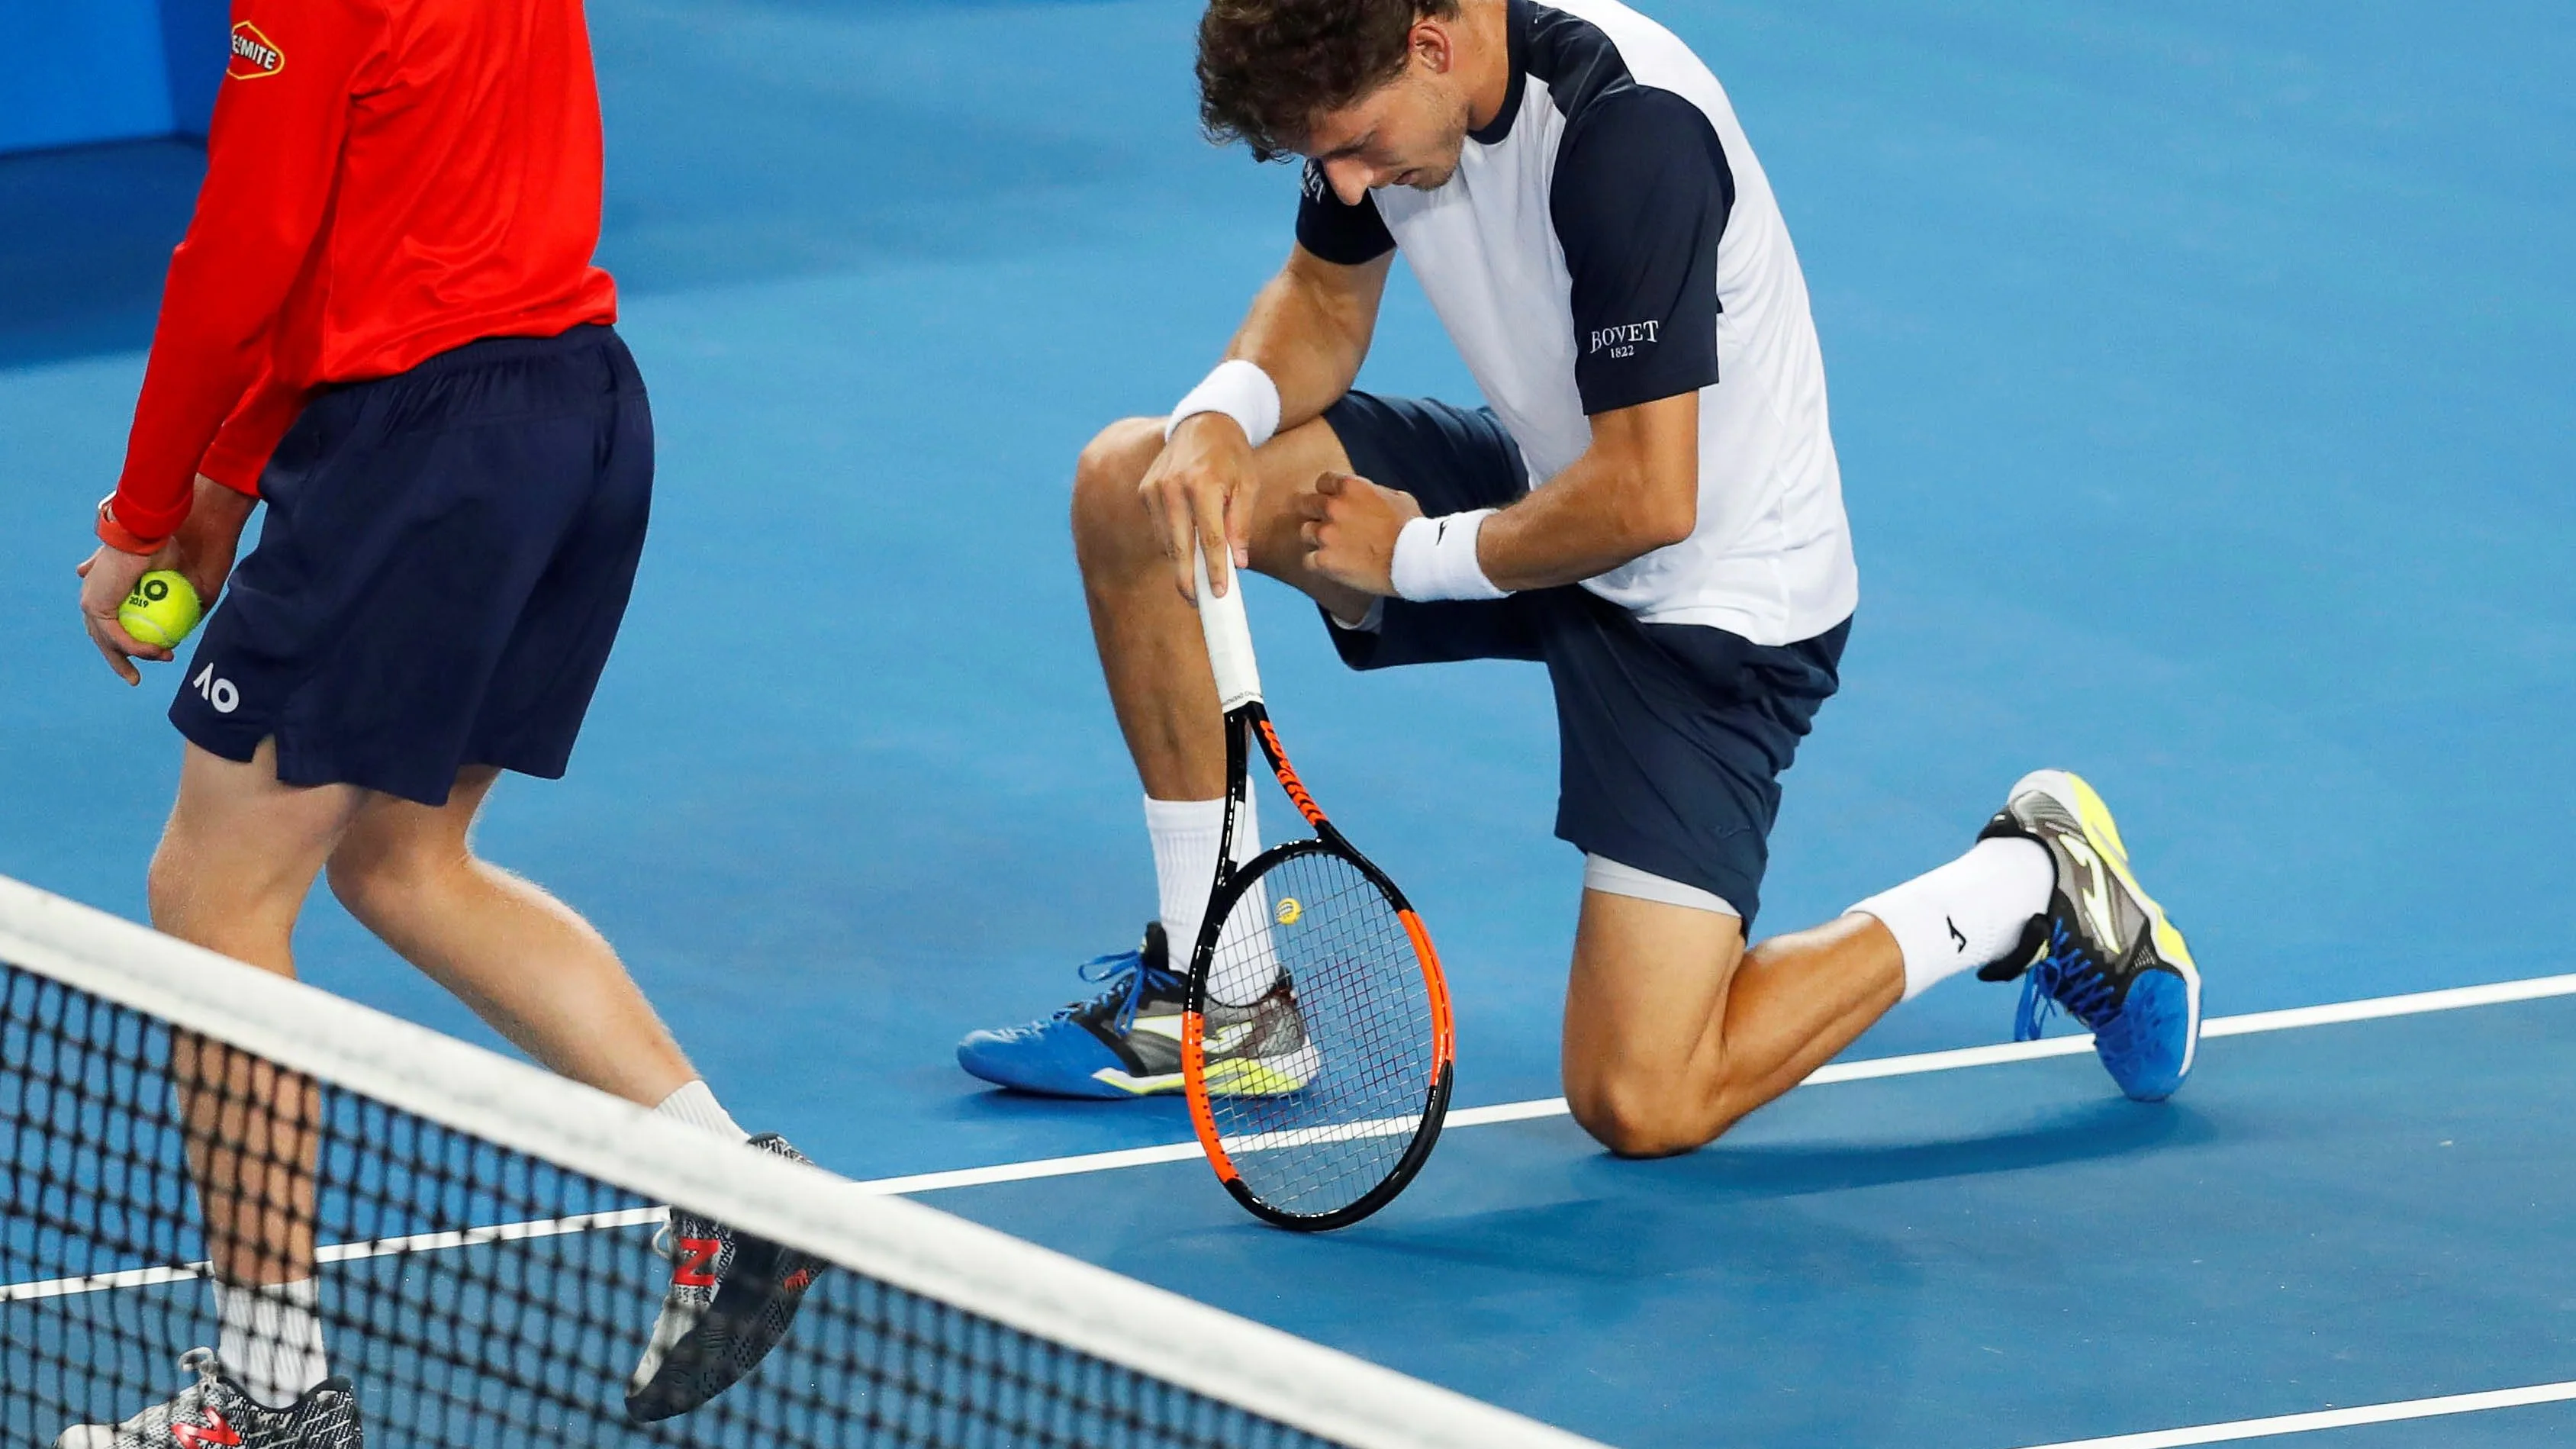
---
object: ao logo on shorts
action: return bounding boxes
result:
[191,664,241,715]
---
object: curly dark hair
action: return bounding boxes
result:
[1196,0,1459,162]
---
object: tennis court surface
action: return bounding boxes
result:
[5,0,2571,1444]
[14,884,2576,1447]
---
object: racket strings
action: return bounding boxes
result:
[1203,849,1439,1218]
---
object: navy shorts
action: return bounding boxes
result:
[1318,391,1848,927]
[172,324,652,807]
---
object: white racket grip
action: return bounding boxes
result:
[1193,542,1264,712]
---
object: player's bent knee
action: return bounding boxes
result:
[1069,419,1165,549]
[324,838,443,926]
[1072,417,1158,488]
[322,852,392,925]
[1565,1071,1727,1159]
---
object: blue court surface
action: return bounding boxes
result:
[4,1,2572,1444]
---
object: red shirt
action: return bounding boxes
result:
[105,0,620,549]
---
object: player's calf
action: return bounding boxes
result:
[1563,897,1912,1158]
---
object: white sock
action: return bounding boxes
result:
[1209,867,1287,1004]
[214,1279,329,1407]
[652,1080,745,1141]
[1849,837,2054,1001]
[1145,793,1259,959]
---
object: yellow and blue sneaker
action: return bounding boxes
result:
[1975,769,2202,1101]
[956,923,1316,1100]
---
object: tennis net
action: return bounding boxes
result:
[0,874,1599,1449]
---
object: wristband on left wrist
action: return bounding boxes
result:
[95,495,168,556]
[1390,509,1509,602]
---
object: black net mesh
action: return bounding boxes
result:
[2,958,1357,1449]
[1200,848,1442,1222]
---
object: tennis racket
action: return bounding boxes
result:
[1180,546,1454,1232]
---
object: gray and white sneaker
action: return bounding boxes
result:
[55,1348,362,1449]
[625,1132,826,1422]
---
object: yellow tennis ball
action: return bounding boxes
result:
[1275,897,1302,926]
[118,570,203,650]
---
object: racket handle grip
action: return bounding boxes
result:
[1193,541,1264,711]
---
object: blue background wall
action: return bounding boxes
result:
[159,0,230,139]
[0,0,224,155]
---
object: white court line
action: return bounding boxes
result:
[877,970,2576,1195]
[2011,1378,2576,1447]
[11,970,2575,1304]
[5,1206,667,1304]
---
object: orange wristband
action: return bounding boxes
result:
[95,495,169,556]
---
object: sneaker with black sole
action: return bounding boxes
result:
[1976,768,2203,1101]
[625,1132,827,1422]
[55,1348,362,1449]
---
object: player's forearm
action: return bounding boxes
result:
[1226,250,1386,432]
[1475,458,1694,591]
[1476,394,1701,591]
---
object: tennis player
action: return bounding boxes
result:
[67,3,809,1443]
[959,0,2202,1144]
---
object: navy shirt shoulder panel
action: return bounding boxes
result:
[1550,82,1733,415]
[1293,159,1396,265]
[1521,2,1634,122]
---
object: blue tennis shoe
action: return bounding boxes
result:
[958,923,1315,1099]
[1975,770,2202,1101]
[958,925,1188,1098]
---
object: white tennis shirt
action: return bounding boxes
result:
[1298,0,1856,646]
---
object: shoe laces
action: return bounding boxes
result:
[2013,919,2120,1040]
[105,1350,224,1437]
[1060,948,1181,1034]
[652,1208,723,1263]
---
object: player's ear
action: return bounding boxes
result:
[1410,19,1451,74]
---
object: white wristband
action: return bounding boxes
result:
[1164,359,1281,451]
[1390,510,1509,602]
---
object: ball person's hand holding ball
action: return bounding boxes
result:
[118,571,204,649]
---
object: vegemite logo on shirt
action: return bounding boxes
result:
[1589,320,1660,359]
[228,21,285,80]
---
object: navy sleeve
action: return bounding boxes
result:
[1551,86,1732,416]
[1293,159,1396,266]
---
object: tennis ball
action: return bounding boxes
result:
[118,570,203,650]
